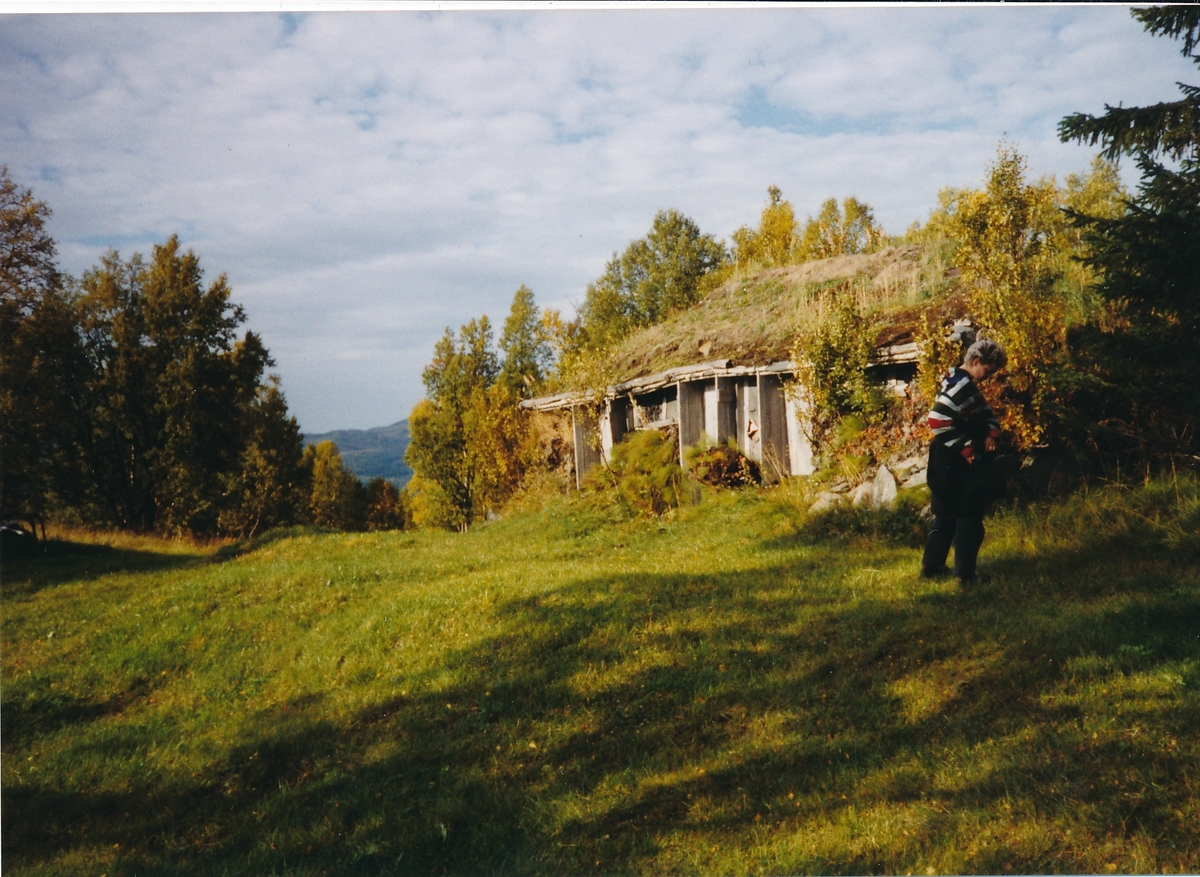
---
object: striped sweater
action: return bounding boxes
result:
[928,367,1001,453]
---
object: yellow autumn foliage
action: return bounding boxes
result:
[951,147,1067,448]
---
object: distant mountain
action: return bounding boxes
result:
[303,420,411,487]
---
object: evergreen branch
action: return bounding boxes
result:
[1133,6,1200,60]
[1058,97,1200,162]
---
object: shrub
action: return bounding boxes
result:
[791,288,887,452]
[914,309,967,408]
[405,472,463,531]
[685,439,761,489]
[600,427,684,517]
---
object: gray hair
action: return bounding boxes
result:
[963,338,1008,370]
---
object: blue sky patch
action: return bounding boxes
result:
[549,114,606,145]
[73,233,159,253]
[735,86,903,138]
[278,12,303,42]
[735,86,808,132]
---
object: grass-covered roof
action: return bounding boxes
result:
[606,244,970,382]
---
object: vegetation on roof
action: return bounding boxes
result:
[604,244,955,381]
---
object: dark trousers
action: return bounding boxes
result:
[923,514,985,579]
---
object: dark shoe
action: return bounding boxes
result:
[957,572,991,586]
[920,565,951,579]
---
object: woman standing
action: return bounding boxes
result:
[921,339,1008,584]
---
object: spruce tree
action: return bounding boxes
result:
[1057,7,1200,460]
[76,238,270,532]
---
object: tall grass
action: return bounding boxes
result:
[2,477,1197,875]
[788,273,923,339]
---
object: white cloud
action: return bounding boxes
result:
[2,7,1195,431]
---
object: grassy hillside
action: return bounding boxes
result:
[303,420,411,486]
[2,478,1198,875]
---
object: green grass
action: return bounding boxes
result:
[2,478,1199,876]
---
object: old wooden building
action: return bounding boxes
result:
[517,245,945,487]
[520,335,918,487]
[521,360,809,487]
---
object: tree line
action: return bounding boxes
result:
[0,187,404,537]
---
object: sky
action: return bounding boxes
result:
[2,4,1195,433]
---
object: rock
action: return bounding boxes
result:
[869,465,898,509]
[850,481,873,507]
[893,453,926,474]
[809,491,841,513]
[902,468,927,489]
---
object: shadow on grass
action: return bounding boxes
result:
[4,530,1198,875]
[0,525,338,598]
[0,539,215,598]
[0,680,162,751]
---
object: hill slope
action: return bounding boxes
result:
[2,480,1197,875]
[303,419,411,486]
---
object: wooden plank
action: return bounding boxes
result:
[573,408,602,489]
[758,373,789,482]
[677,379,707,464]
[716,377,737,445]
[737,379,761,462]
[785,387,814,476]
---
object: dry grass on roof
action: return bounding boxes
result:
[871,291,972,350]
[608,243,965,381]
